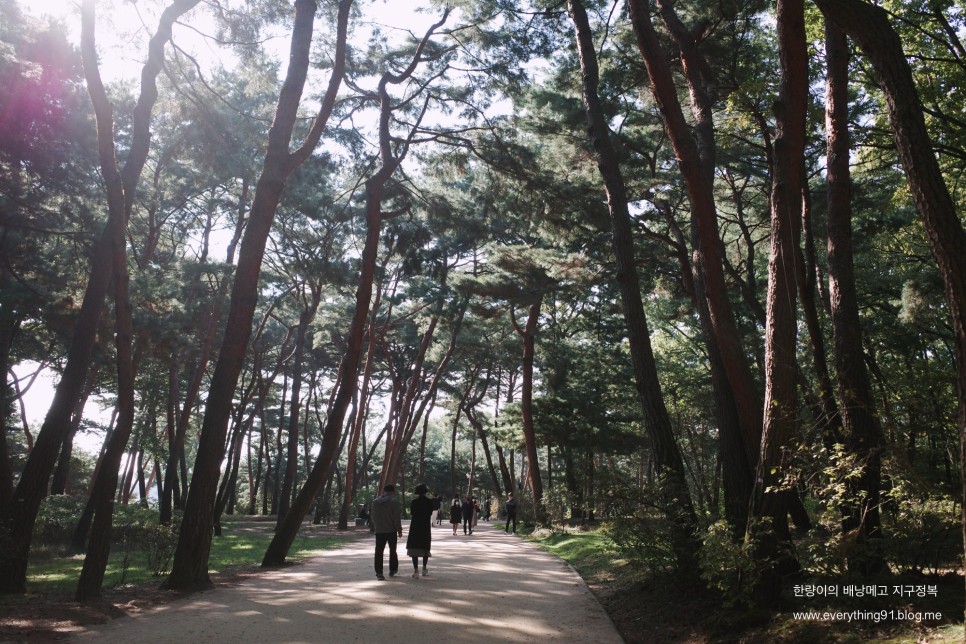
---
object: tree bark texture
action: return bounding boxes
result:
[261,10,445,565]
[0,0,200,595]
[568,0,699,569]
[747,0,808,596]
[816,3,966,614]
[165,0,351,590]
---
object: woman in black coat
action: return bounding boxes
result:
[406,484,434,578]
[448,497,462,535]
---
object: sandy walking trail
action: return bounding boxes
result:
[72,522,624,643]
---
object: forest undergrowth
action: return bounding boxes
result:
[527,522,965,644]
[0,513,357,641]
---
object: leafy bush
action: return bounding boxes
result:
[513,487,536,530]
[33,495,85,546]
[881,480,961,574]
[601,484,678,575]
[113,505,180,576]
[699,519,756,600]
[540,483,571,528]
[32,497,179,576]
[795,442,961,576]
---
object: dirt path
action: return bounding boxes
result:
[71,522,624,643]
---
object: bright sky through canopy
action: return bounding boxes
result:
[18,0,450,82]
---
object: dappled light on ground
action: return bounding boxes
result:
[73,523,622,642]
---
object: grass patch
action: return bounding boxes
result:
[526,526,964,644]
[207,531,343,572]
[25,526,349,594]
[526,527,633,584]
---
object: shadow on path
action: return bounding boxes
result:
[73,523,623,643]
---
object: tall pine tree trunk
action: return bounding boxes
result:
[262,12,446,565]
[165,0,351,590]
[0,0,200,595]
[277,287,321,527]
[819,9,885,573]
[747,0,807,599]
[568,0,699,570]
[511,299,545,521]
[815,0,966,612]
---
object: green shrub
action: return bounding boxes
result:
[795,442,961,576]
[33,497,179,576]
[699,520,756,599]
[539,484,571,528]
[881,480,961,574]
[113,505,179,576]
[601,485,677,575]
[33,495,86,546]
[513,488,536,530]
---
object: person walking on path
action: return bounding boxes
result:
[406,484,433,578]
[461,496,474,535]
[505,492,518,534]
[448,497,462,535]
[434,494,444,525]
[371,484,403,580]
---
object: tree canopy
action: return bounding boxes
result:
[1,0,964,630]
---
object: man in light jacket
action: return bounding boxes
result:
[371,484,403,580]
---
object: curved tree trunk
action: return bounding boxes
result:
[51,368,98,496]
[165,0,352,590]
[642,0,765,471]
[0,0,200,596]
[277,287,321,527]
[261,12,446,566]
[567,0,699,570]
[263,162,388,565]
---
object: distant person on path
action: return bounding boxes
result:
[434,495,444,525]
[472,498,480,529]
[505,492,518,534]
[461,496,474,535]
[449,498,462,535]
[371,484,403,580]
[407,484,433,578]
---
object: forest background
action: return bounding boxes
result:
[1,0,965,639]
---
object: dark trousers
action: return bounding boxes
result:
[505,513,517,533]
[374,532,398,575]
[463,516,472,533]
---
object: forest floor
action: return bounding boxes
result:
[2,519,962,642]
[0,520,621,642]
